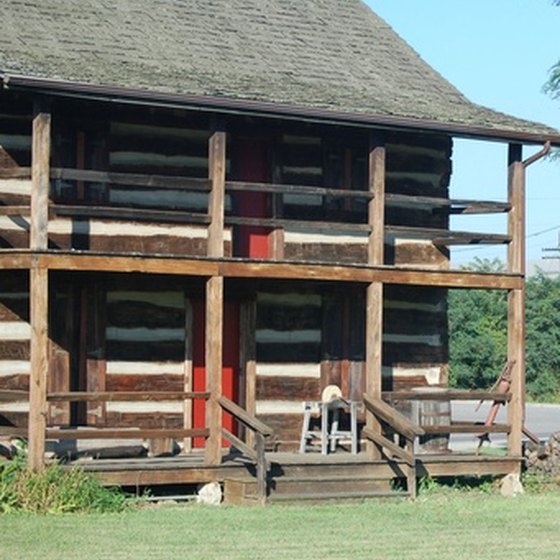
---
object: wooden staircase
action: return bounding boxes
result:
[223,457,409,505]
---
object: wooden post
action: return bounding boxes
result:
[506,144,525,460]
[207,124,226,258]
[183,299,194,453]
[30,103,51,250]
[240,299,257,446]
[28,266,49,470]
[28,101,51,470]
[205,122,226,464]
[205,276,224,465]
[365,132,385,459]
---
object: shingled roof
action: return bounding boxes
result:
[1,0,558,142]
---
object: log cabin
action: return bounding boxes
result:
[1,0,559,503]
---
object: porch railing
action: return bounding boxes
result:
[363,394,425,498]
[218,395,274,505]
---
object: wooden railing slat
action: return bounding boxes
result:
[218,396,273,436]
[383,390,511,402]
[362,427,414,466]
[363,394,425,438]
[46,391,210,402]
[222,428,257,462]
[46,428,209,440]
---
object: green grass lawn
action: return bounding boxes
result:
[2,491,560,560]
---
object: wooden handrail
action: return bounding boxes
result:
[363,394,425,439]
[218,396,273,505]
[362,394,422,499]
[218,396,273,436]
[50,167,211,191]
[46,391,210,402]
[46,428,209,440]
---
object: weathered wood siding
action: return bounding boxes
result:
[0,271,30,428]
[104,290,187,429]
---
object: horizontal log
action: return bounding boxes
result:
[362,426,414,466]
[383,391,511,402]
[46,428,209,440]
[50,168,211,191]
[225,180,372,200]
[51,204,209,225]
[420,423,510,435]
[47,391,210,402]
[218,396,274,436]
[0,390,29,402]
[363,394,425,439]
[0,167,31,179]
[0,426,27,437]
[0,205,30,216]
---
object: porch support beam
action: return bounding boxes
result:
[205,121,227,465]
[28,101,51,470]
[506,144,525,461]
[365,132,385,459]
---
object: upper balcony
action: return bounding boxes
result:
[0,95,527,289]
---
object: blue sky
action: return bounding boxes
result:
[366,0,560,267]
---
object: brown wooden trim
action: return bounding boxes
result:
[222,428,257,461]
[386,225,510,245]
[385,193,510,214]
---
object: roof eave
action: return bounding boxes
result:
[3,73,560,146]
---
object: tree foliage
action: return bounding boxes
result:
[545,0,560,100]
[449,259,560,400]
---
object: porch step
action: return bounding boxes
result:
[224,475,404,505]
[270,490,409,503]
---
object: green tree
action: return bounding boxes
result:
[448,259,507,389]
[449,260,560,400]
[544,1,560,100]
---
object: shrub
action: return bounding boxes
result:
[0,452,132,514]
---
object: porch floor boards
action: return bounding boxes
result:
[67,449,522,487]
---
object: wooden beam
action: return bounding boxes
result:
[1,252,524,290]
[506,143,526,461]
[362,427,414,466]
[28,266,49,470]
[205,275,224,465]
[240,299,257,446]
[365,132,385,459]
[30,104,51,250]
[207,126,226,258]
